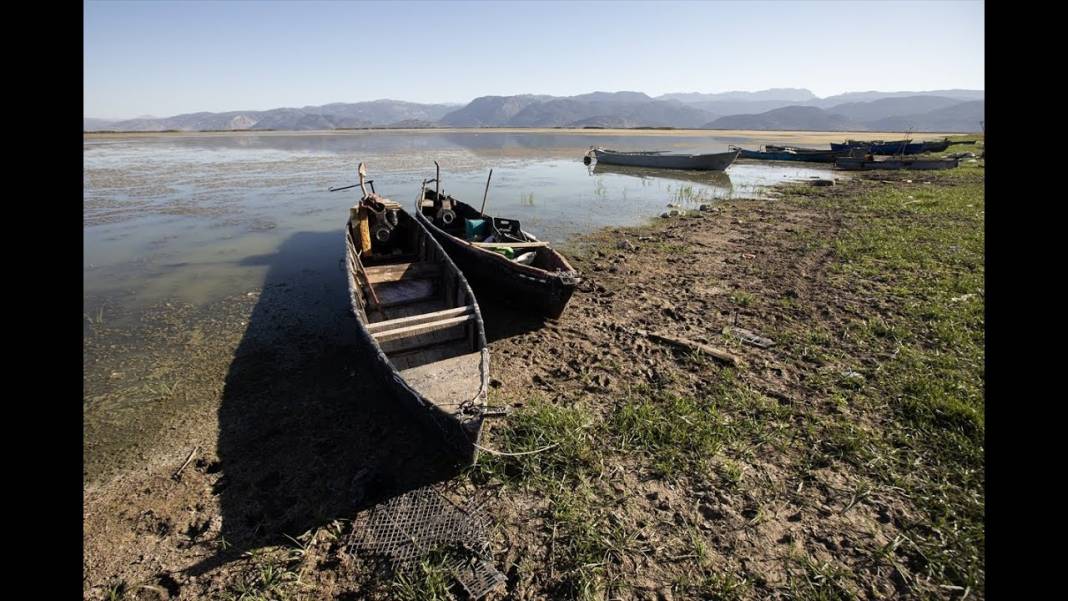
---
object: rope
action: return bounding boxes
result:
[471,442,559,457]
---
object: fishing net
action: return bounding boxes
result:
[347,485,506,599]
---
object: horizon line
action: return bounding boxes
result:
[84,87,985,121]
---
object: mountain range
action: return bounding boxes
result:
[85,88,984,132]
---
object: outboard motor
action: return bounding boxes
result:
[365,196,401,242]
[427,160,457,227]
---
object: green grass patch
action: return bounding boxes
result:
[477,397,600,487]
[787,168,985,593]
[611,389,726,477]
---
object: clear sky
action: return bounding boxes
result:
[84,0,984,119]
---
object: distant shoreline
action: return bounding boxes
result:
[84,127,973,142]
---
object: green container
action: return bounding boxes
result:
[491,246,514,259]
[464,219,487,241]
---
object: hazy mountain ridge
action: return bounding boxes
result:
[85,88,984,132]
[87,100,459,131]
[706,106,860,131]
[704,98,984,132]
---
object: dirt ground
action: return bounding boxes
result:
[83,156,984,600]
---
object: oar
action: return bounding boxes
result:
[434,161,441,202]
[329,183,360,192]
[480,169,493,216]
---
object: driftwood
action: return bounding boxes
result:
[635,329,741,367]
[727,326,774,349]
[172,446,199,481]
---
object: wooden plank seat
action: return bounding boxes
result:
[372,312,475,344]
[364,261,442,284]
[367,306,474,334]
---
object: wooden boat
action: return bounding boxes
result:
[733,145,848,163]
[587,147,739,171]
[830,139,908,152]
[834,156,960,171]
[920,138,952,152]
[834,138,950,155]
[415,166,581,319]
[591,162,733,189]
[344,164,489,465]
[764,144,828,153]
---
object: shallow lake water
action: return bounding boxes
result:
[83,130,843,480]
[84,131,836,312]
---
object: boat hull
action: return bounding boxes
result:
[593,148,739,170]
[345,207,488,465]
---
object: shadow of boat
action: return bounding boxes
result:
[186,230,466,576]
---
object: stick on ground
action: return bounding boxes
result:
[635,329,742,367]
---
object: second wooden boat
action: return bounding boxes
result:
[415,166,581,319]
[733,145,849,163]
[587,147,739,171]
[344,164,489,465]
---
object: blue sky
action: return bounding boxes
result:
[84,0,984,119]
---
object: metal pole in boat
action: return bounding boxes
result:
[480,169,493,216]
[434,161,441,205]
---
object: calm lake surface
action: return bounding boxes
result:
[84,130,835,312]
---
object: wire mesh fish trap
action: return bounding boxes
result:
[347,485,506,599]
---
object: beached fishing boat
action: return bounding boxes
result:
[344,164,489,465]
[764,145,828,153]
[920,138,952,152]
[830,139,909,152]
[834,156,960,171]
[415,165,580,319]
[832,138,950,155]
[586,147,739,170]
[733,145,848,163]
[591,162,733,189]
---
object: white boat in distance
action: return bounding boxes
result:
[587,147,740,171]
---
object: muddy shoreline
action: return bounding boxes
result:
[84,153,984,599]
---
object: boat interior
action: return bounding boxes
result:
[420,190,573,273]
[346,206,485,413]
